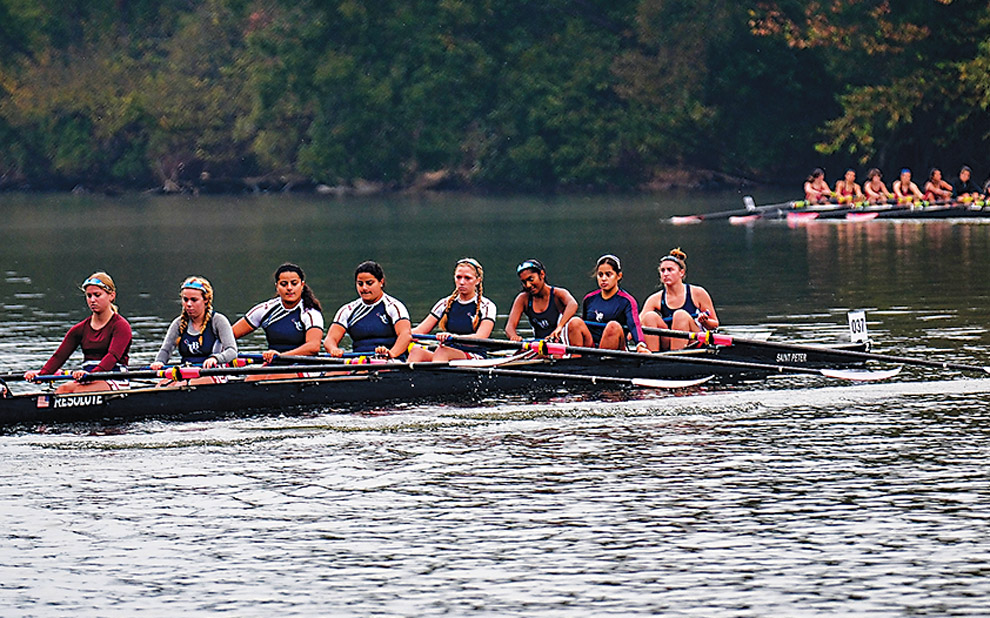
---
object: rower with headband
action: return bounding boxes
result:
[565,254,649,353]
[24,271,132,393]
[640,248,719,351]
[409,257,497,362]
[504,259,578,342]
[150,276,238,385]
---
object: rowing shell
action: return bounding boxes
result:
[0,343,868,427]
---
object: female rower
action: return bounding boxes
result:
[953,165,983,200]
[24,272,131,394]
[566,255,649,353]
[892,168,924,202]
[232,263,324,370]
[325,261,412,360]
[504,259,578,342]
[150,276,237,385]
[640,248,718,351]
[923,168,953,201]
[863,168,892,203]
[408,258,496,362]
[833,168,863,203]
[804,168,831,203]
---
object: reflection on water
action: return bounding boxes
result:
[2,193,990,615]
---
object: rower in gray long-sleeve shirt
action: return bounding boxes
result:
[150,277,238,386]
[154,312,238,366]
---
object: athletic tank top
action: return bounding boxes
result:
[523,287,562,339]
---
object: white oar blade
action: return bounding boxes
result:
[820,366,902,381]
[631,375,714,389]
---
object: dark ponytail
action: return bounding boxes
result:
[274,262,322,311]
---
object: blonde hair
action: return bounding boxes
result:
[438,258,484,331]
[176,276,214,346]
[80,271,119,313]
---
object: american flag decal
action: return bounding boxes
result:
[36,395,50,408]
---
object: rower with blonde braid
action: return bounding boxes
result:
[409,258,497,361]
[150,276,237,385]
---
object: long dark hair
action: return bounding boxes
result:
[355,260,386,283]
[274,262,322,311]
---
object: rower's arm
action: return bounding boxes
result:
[504,293,527,341]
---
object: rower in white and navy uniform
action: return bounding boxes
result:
[408,258,497,362]
[640,248,718,351]
[232,263,324,364]
[325,261,412,360]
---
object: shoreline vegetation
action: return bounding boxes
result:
[3,2,989,197]
[0,166,760,197]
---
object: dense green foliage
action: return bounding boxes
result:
[1,0,988,191]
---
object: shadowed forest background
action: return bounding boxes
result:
[1,0,990,193]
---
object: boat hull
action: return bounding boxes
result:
[0,343,867,427]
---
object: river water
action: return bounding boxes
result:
[1,192,989,615]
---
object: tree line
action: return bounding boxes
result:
[1,0,988,193]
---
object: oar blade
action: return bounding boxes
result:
[631,375,714,389]
[820,366,902,381]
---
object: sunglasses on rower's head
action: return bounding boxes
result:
[80,277,113,292]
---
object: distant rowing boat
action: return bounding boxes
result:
[671,196,990,224]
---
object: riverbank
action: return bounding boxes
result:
[0,166,764,197]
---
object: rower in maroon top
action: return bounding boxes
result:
[566,255,649,353]
[24,272,132,393]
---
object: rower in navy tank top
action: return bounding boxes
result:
[657,283,701,326]
[640,248,719,351]
[566,255,650,353]
[505,260,579,342]
[325,261,412,360]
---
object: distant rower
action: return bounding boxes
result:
[150,276,237,385]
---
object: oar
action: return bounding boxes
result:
[438,362,712,389]
[635,326,990,375]
[413,334,899,381]
[12,360,439,383]
[5,359,710,392]
[670,196,811,224]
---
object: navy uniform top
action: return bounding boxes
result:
[332,293,410,354]
[582,289,645,346]
[523,287,563,339]
[428,295,497,356]
[657,284,702,326]
[243,298,324,352]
